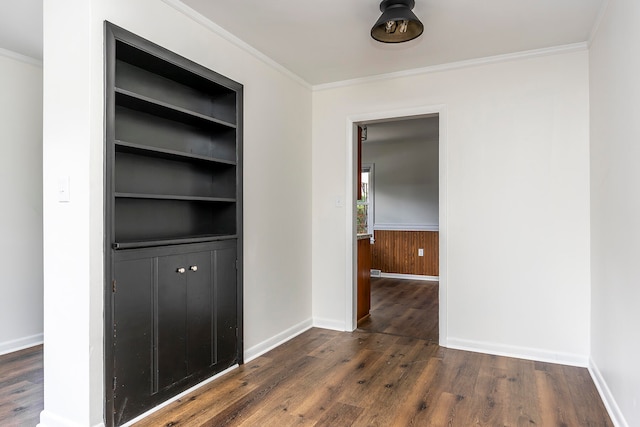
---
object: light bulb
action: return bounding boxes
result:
[398,20,409,33]
[385,20,397,33]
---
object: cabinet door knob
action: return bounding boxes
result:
[189,265,198,272]
[177,267,186,274]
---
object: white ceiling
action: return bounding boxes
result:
[0,0,602,141]
[0,0,604,86]
[181,0,605,85]
[0,0,42,60]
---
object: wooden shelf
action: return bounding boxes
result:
[115,39,237,104]
[112,234,238,250]
[115,87,236,129]
[114,140,236,165]
[114,192,236,203]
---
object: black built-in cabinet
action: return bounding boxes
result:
[104,22,243,426]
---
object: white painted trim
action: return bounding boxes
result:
[118,364,238,427]
[380,272,439,282]
[589,358,629,427]
[160,0,310,89]
[588,0,611,46]
[0,333,43,356]
[313,42,588,91]
[360,162,375,236]
[313,317,347,331]
[446,337,589,368]
[347,122,358,332]
[346,104,448,344]
[244,318,313,362]
[374,223,439,231]
[37,410,105,427]
[0,47,43,67]
[437,111,449,347]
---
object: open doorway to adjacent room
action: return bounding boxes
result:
[353,114,441,343]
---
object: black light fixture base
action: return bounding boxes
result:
[371,0,424,43]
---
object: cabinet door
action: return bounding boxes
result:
[111,241,238,425]
[157,253,188,390]
[357,238,372,322]
[157,250,217,389]
[214,244,237,364]
[186,250,214,374]
[113,257,154,423]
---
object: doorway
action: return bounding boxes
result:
[347,107,447,345]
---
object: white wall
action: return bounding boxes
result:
[362,134,438,227]
[589,0,640,425]
[0,53,43,355]
[312,50,591,364]
[41,0,312,426]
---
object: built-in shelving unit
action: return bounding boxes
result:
[109,37,241,249]
[104,22,243,427]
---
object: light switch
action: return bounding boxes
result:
[58,176,70,202]
[335,196,343,207]
[418,248,424,257]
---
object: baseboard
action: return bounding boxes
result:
[37,410,105,427]
[0,333,43,356]
[244,318,313,362]
[379,272,439,282]
[589,358,629,427]
[446,337,589,367]
[312,317,347,331]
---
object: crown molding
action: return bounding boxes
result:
[313,42,589,91]
[159,2,592,93]
[161,0,311,89]
[0,47,42,68]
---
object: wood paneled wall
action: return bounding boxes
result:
[372,230,439,276]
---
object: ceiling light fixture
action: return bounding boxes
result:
[371,0,424,43]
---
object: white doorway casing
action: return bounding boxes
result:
[345,106,448,346]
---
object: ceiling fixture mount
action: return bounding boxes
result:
[371,0,424,43]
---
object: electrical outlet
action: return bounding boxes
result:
[418,248,424,257]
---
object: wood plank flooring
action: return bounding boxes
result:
[0,345,43,427]
[358,277,439,342]
[0,280,613,426]
[134,328,612,427]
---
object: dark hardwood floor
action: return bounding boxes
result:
[134,328,612,427]
[0,345,43,427]
[0,280,613,426]
[358,277,439,342]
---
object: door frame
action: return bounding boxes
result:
[345,105,448,346]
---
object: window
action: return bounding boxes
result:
[357,164,374,235]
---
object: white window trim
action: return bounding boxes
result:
[359,163,375,236]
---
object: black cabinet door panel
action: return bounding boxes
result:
[157,253,188,390]
[113,257,154,423]
[215,245,237,364]
[111,240,237,425]
[186,250,214,374]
